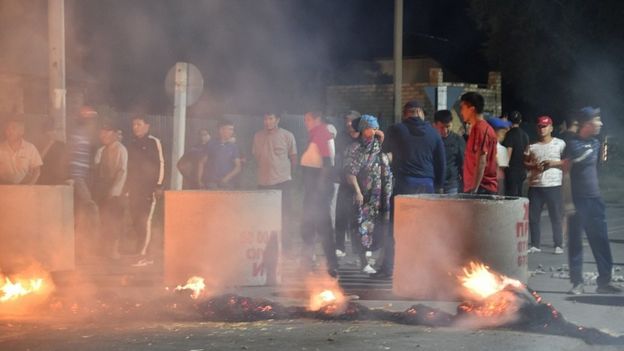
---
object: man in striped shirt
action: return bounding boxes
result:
[126,115,165,267]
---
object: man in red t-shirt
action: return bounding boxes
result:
[299,111,339,278]
[460,92,498,194]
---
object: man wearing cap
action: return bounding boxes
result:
[373,100,446,279]
[94,119,128,259]
[460,92,498,194]
[502,110,530,196]
[563,107,621,295]
[0,117,42,185]
[486,117,512,195]
[524,116,565,255]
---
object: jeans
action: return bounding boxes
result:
[300,167,338,271]
[334,182,354,252]
[528,186,563,248]
[504,169,526,196]
[568,196,613,286]
[379,176,434,274]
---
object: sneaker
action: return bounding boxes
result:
[567,283,585,295]
[527,246,542,254]
[131,258,154,267]
[362,264,377,274]
[328,268,339,279]
[596,283,623,294]
[370,270,392,280]
[554,247,564,254]
[365,251,372,258]
[335,249,346,258]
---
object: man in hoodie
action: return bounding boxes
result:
[372,100,446,279]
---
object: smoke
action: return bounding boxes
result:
[71,0,351,115]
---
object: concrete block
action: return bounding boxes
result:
[393,194,529,300]
[0,185,74,272]
[164,190,281,287]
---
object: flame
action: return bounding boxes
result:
[305,272,346,312]
[174,276,206,299]
[0,277,44,303]
[459,262,522,300]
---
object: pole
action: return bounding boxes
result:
[48,0,66,142]
[393,0,404,124]
[170,62,189,190]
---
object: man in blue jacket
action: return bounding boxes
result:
[371,100,446,279]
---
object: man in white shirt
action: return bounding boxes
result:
[0,118,42,184]
[525,116,566,254]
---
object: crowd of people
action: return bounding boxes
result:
[0,91,620,295]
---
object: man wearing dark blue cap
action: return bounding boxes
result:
[563,107,621,295]
[372,100,446,279]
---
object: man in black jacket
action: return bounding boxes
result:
[502,110,529,196]
[126,115,165,267]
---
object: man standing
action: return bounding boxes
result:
[525,116,565,254]
[502,110,530,196]
[299,111,339,278]
[460,92,498,195]
[564,107,621,295]
[373,100,446,279]
[126,115,165,267]
[198,119,242,189]
[433,110,465,195]
[0,117,42,184]
[94,119,128,259]
[252,113,297,252]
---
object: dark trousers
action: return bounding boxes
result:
[300,167,338,271]
[98,196,125,256]
[504,168,526,197]
[259,180,293,252]
[379,176,434,274]
[528,186,563,248]
[568,196,613,286]
[73,177,100,260]
[129,191,157,256]
[334,182,354,252]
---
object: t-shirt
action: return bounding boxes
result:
[463,119,498,193]
[301,124,332,168]
[502,126,530,171]
[563,135,601,198]
[528,138,566,187]
[204,139,240,183]
[94,140,128,198]
[252,127,297,186]
[496,142,509,168]
[0,140,43,184]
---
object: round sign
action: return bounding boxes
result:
[165,62,204,106]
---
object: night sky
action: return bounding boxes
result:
[68,0,624,131]
[70,0,489,115]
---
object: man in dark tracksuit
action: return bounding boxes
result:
[126,115,165,267]
[564,107,621,295]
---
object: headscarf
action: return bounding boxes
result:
[358,114,379,132]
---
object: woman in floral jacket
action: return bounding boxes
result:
[344,114,393,274]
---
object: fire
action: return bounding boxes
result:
[459,262,522,300]
[0,277,44,303]
[174,276,206,299]
[305,272,346,312]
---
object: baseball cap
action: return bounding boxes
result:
[536,116,553,127]
[403,100,421,110]
[487,117,512,130]
[578,106,600,124]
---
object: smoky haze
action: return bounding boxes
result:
[71,0,372,116]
